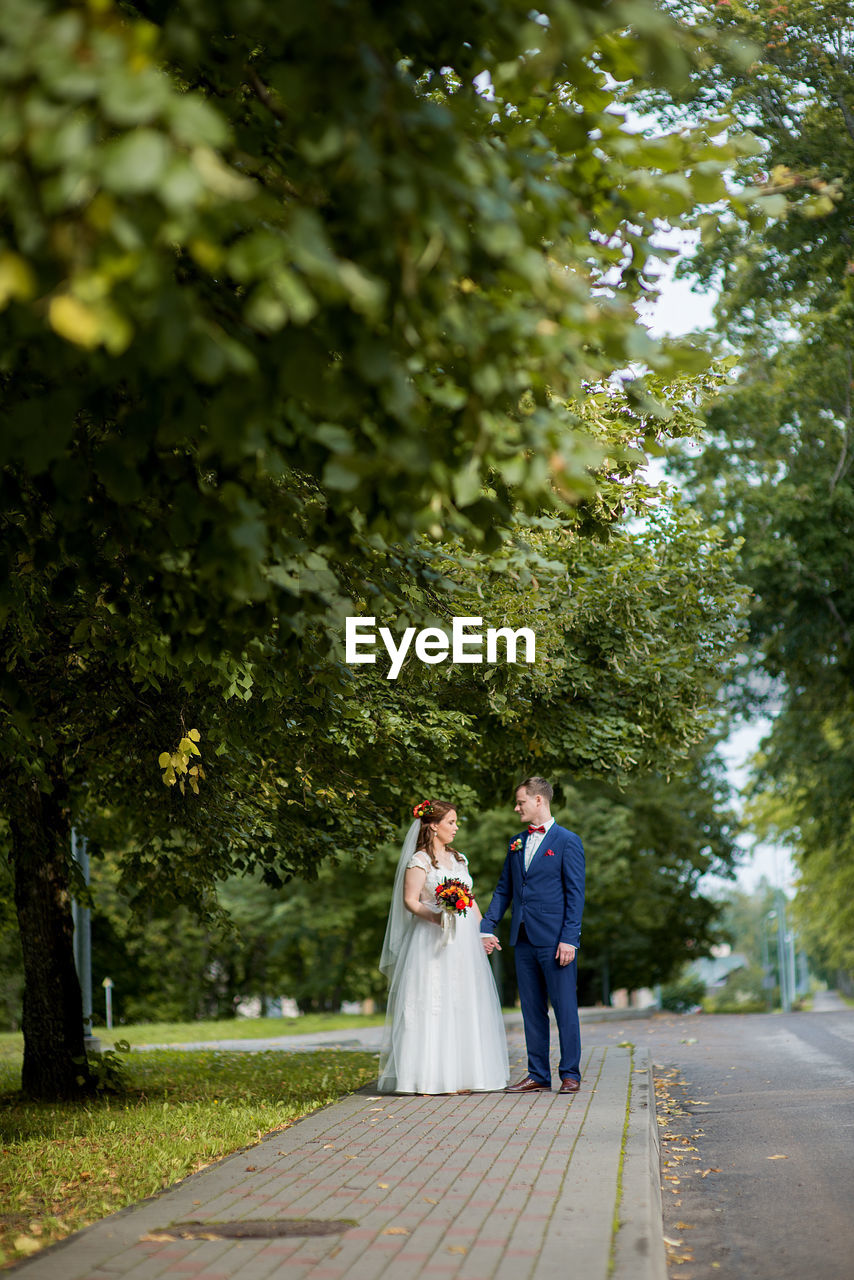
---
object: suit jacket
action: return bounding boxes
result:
[480,822,585,949]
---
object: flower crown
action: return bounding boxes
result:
[412,800,433,820]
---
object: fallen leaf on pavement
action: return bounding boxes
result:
[767,1154,789,1160]
[448,1246,467,1254]
[663,1236,683,1247]
[700,1168,721,1178]
[377,1183,389,1189]
[383,1227,409,1235]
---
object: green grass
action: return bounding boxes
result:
[0,1012,386,1059]
[0,1047,378,1267]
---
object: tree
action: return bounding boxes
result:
[651,1,854,985]
[0,0,745,1095]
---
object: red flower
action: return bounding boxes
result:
[435,878,473,916]
[545,848,555,856]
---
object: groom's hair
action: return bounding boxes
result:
[519,776,553,803]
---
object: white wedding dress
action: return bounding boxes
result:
[377,851,510,1094]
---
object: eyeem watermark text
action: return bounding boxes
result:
[345,616,536,680]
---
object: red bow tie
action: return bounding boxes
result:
[527,824,546,834]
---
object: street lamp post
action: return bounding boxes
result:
[761,911,777,1011]
[103,977,114,1030]
[775,891,792,1014]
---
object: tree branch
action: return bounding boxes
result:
[834,92,854,146]
[829,347,852,494]
[821,593,852,649]
[246,67,288,123]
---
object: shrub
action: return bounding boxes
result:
[704,964,771,1014]
[660,974,707,1013]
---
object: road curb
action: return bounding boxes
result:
[612,1049,667,1280]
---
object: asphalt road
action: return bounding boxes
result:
[584,998,854,1279]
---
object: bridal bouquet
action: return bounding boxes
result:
[435,878,474,918]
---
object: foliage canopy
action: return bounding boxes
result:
[0,0,749,1093]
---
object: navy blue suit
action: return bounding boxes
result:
[481,822,585,1084]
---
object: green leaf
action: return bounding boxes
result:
[101,68,172,126]
[100,129,170,194]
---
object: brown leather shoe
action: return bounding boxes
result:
[559,1076,581,1094]
[506,1075,551,1093]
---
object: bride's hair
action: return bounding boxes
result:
[415,799,465,870]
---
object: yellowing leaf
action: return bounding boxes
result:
[188,728,201,742]
[0,252,36,308]
[158,752,171,767]
[382,1228,409,1235]
[49,295,101,349]
[767,1154,789,1160]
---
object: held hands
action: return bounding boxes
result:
[481,935,502,954]
[555,943,576,967]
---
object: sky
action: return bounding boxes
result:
[641,240,795,898]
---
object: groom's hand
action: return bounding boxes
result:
[481,935,501,954]
[555,943,576,967]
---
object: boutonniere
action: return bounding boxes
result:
[510,837,522,852]
[545,848,555,857]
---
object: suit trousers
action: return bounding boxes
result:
[514,925,581,1083]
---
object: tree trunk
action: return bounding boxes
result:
[9,778,92,1098]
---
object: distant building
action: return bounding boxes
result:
[688,953,749,991]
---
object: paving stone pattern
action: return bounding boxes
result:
[23,1031,653,1280]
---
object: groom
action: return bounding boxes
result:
[480,776,585,1094]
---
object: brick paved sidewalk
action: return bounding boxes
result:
[21,1030,664,1280]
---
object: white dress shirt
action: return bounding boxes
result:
[524,816,555,871]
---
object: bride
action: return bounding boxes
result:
[377,799,509,1094]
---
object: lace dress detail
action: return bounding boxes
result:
[378,851,509,1095]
